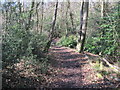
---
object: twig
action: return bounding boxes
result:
[116,83,120,88]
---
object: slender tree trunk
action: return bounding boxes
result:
[70,12,74,31]
[40,1,44,34]
[117,2,120,48]
[65,2,69,37]
[118,1,120,18]
[101,0,108,48]
[22,1,25,12]
[101,0,105,18]
[101,0,108,18]
[68,0,75,32]
[80,1,89,53]
[44,1,58,52]
[76,0,89,53]
[5,7,8,30]
[26,1,35,31]
[61,2,65,37]
[36,2,40,32]
[18,1,22,22]
[18,1,22,14]
[76,1,84,52]
[18,1,22,31]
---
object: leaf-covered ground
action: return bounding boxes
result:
[46,46,119,88]
[2,46,120,89]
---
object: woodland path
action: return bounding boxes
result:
[47,46,113,88]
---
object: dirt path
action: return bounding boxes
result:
[47,46,112,88]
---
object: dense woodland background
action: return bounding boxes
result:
[1,0,120,89]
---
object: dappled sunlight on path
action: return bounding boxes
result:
[48,46,107,88]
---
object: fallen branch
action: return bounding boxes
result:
[85,52,120,73]
[116,83,120,88]
[100,57,120,73]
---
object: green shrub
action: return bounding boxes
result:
[28,33,48,56]
[2,2,49,69]
[2,26,48,68]
[57,35,77,48]
[85,4,120,57]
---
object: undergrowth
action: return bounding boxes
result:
[90,59,120,82]
[57,35,77,48]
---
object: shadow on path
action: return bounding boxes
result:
[48,46,119,88]
[49,46,88,88]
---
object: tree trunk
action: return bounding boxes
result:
[101,0,108,18]
[5,6,8,30]
[36,2,40,32]
[76,1,84,52]
[40,1,44,34]
[18,0,22,14]
[101,0,105,18]
[65,2,69,37]
[44,1,58,52]
[26,1,35,31]
[68,0,75,32]
[76,0,89,53]
[18,1,22,30]
[60,1,65,37]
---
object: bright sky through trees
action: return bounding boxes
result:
[1,0,119,2]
